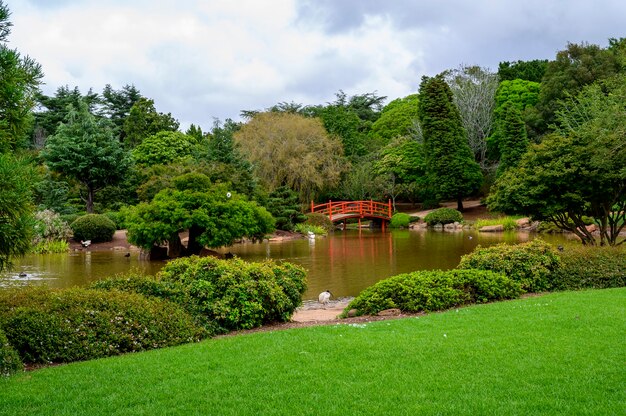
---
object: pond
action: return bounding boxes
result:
[1,229,575,300]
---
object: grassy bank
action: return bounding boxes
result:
[1,288,624,415]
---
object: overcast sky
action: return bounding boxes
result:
[6,0,625,130]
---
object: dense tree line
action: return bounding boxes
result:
[0,0,624,270]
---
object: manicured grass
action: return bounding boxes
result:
[2,288,625,415]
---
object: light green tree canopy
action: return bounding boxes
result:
[125,173,275,255]
[234,112,346,202]
[488,77,626,246]
[131,131,198,166]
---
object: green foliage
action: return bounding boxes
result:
[157,256,307,331]
[458,239,561,292]
[32,209,72,245]
[131,131,197,166]
[100,84,142,139]
[389,212,412,228]
[42,101,130,213]
[374,137,426,207]
[0,327,22,377]
[122,97,179,148]
[34,86,99,142]
[369,94,419,147]
[488,77,626,246]
[0,154,34,271]
[103,211,124,230]
[29,239,69,254]
[265,186,307,231]
[474,216,520,231]
[423,208,463,226]
[125,178,274,253]
[418,75,482,210]
[293,223,326,235]
[345,269,521,316]
[497,59,548,82]
[70,214,116,243]
[303,212,334,232]
[0,1,43,152]
[496,102,529,175]
[315,105,369,158]
[552,246,626,290]
[536,40,624,133]
[0,286,204,364]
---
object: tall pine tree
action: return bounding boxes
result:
[417,75,482,211]
[497,102,529,175]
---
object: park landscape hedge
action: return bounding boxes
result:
[70,214,116,243]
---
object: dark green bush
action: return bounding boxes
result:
[70,214,116,243]
[424,208,463,226]
[346,269,521,316]
[458,239,561,292]
[389,213,413,228]
[0,286,205,364]
[60,213,83,227]
[552,246,626,290]
[103,211,124,230]
[304,212,334,232]
[0,328,22,377]
[157,256,307,331]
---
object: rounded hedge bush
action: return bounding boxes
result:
[0,286,205,364]
[0,328,22,377]
[70,214,116,243]
[389,213,414,228]
[424,208,463,226]
[552,246,626,290]
[345,269,521,316]
[458,239,561,293]
[157,256,307,331]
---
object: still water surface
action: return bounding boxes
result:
[1,229,572,300]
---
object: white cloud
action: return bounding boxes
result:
[6,0,626,129]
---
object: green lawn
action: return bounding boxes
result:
[1,288,624,415]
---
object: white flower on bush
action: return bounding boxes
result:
[32,209,73,244]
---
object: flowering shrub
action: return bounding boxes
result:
[32,209,73,245]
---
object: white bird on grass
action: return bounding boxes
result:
[319,290,333,307]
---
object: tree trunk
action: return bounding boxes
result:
[457,196,464,212]
[86,186,95,213]
[167,232,186,258]
[187,225,205,256]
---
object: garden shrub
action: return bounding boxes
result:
[103,211,125,230]
[424,208,463,226]
[345,269,521,316]
[0,328,22,377]
[389,213,414,228]
[552,246,626,290]
[0,286,205,364]
[60,212,83,227]
[70,214,116,243]
[303,212,334,232]
[157,256,307,331]
[294,223,327,235]
[458,239,561,292]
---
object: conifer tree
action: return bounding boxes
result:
[497,102,529,175]
[417,75,482,211]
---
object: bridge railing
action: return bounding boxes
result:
[310,200,392,221]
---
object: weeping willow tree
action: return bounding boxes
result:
[234,112,346,202]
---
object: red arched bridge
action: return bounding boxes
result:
[310,200,392,229]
